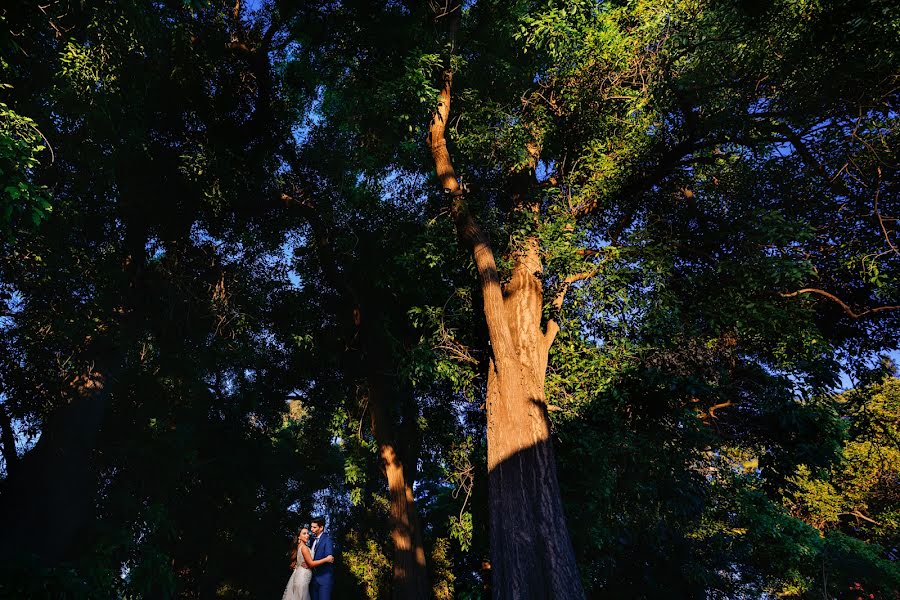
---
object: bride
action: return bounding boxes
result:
[281,526,334,600]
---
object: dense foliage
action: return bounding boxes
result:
[1,0,898,598]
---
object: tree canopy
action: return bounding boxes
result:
[1,1,898,598]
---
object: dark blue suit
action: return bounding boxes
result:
[310,532,334,600]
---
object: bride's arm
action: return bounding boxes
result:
[299,545,334,568]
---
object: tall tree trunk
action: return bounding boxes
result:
[367,378,429,600]
[0,402,19,477]
[0,199,144,564]
[485,242,584,599]
[0,360,115,563]
[290,197,430,597]
[428,58,585,599]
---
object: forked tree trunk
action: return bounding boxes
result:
[428,64,585,598]
[485,243,584,599]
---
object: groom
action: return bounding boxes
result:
[309,516,334,600]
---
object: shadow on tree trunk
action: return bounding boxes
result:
[487,419,585,600]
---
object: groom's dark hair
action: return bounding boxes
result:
[312,516,326,529]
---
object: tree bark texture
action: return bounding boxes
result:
[357,298,429,599]
[367,379,429,600]
[428,66,585,599]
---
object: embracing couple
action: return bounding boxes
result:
[281,517,336,600]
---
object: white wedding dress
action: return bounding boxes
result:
[281,545,312,600]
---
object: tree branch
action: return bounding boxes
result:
[553,270,599,311]
[426,4,518,371]
[780,288,900,319]
[573,125,789,244]
[873,167,899,256]
[543,269,600,349]
[707,400,733,419]
[839,511,881,526]
[279,191,361,310]
[781,127,854,199]
[226,12,283,144]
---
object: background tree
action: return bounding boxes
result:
[0,1,334,596]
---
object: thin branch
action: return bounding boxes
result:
[357,392,369,440]
[553,270,599,311]
[839,511,881,526]
[780,288,900,319]
[707,400,733,419]
[28,123,55,164]
[280,191,361,308]
[544,269,601,349]
[874,167,899,255]
[782,128,853,198]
